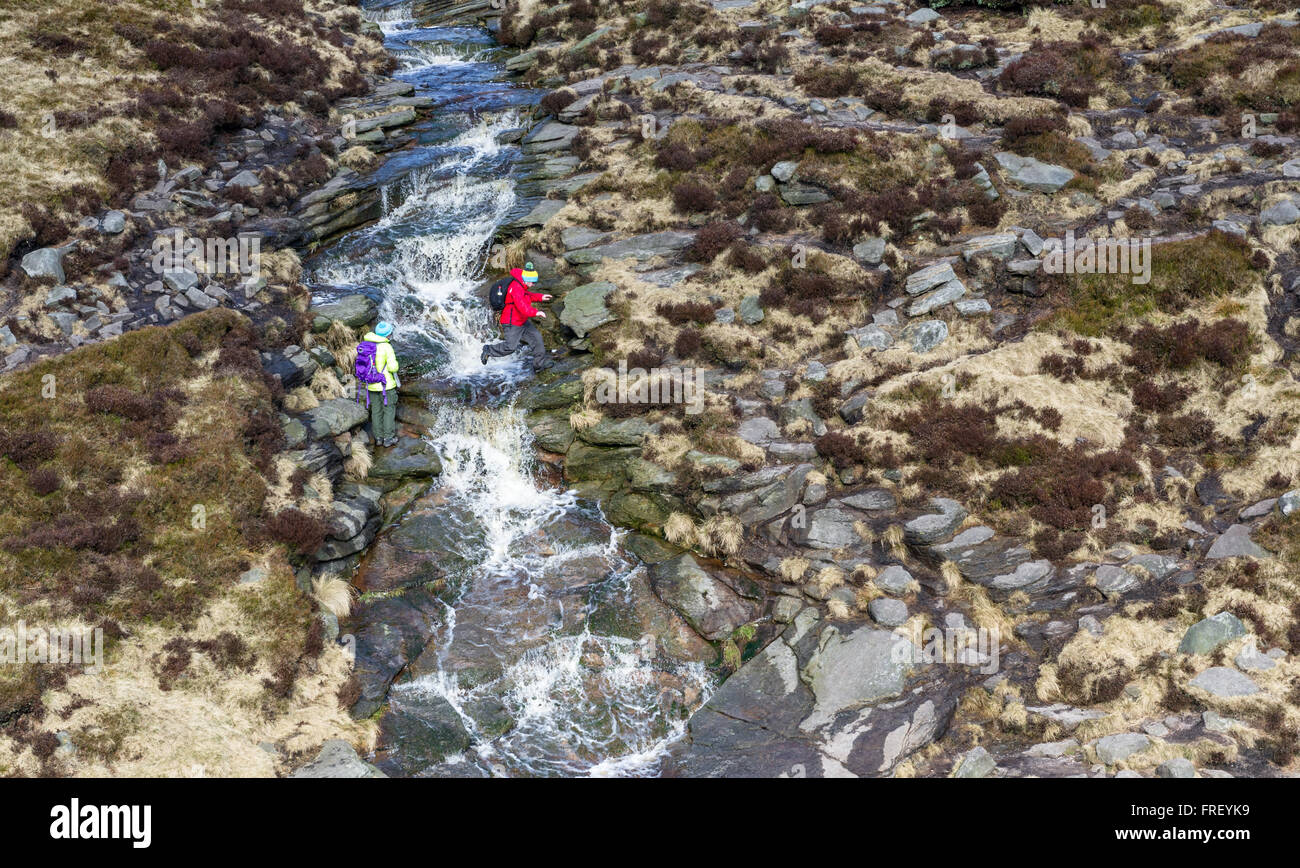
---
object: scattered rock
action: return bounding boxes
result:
[1179,612,1247,655]
[1205,524,1271,559]
[900,319,947,353]
[868,597,908,627]
[1093,732,1150,765]
[1188,667,1259,698]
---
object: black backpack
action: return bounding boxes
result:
[488,276,513,313]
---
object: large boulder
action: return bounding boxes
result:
[904,498,967,544]
[517,374,583,410]
[525,409,575,452]
[373,689,473,777]
[563,230,695,265]
[649,554,758,641]
[558,281,617,337]
[1178,612,1246,655]
[311,294,378,329]
[667,611,955,777]
[303,398,369,438]
[368,436,443,482]
[261,345,318,389]
[1188,667,1260,698]
[801,625,913,723]
[904,261,958,296]
[994,152,1075,193]
[20,247,67,283]
[900,319,948,353]
[1205,524,1271,559]
[791,506,859,549]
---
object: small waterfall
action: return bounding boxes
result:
[309,8,713,776]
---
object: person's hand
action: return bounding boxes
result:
[541,294,553,301]
[535,311,547,319]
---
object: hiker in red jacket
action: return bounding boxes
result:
[481,263,554,371]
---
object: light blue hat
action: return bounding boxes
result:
[374,321,394,337]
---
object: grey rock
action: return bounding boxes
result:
[289,740,385,778]
[849,323,893,351]
[1126,553,1178,580]
[903,497,967,544]
[904,261,958,296]
[311,294,377,328]
[44,285,76,308]
[795,507,859,549]
[900,319,947,352]
[1188,667,1259,698]
[561,226,611,250]
[840,488,895,511]
[184,287,217,310]
[559,281,616,337]
[563,230,696,265]
[1094,732,1150,765]
[1156,758,1197,779]
[955,298,991,316]
[227,169,261,188]
[1026,738,1079,758]
[952,746,996,778]
[100,211,126,234]
[801,625,913,719]
[777,181,831,206]
[1094,564,1141,594]
[852,237,886,265]
[770,160,799,182]
[738,294,765,325]
[1205,524,1270,559]
[21,247,67,283]
[1234,642,1276,671]
[1261,199,1300,226]
[868,597,909,627]
[994,151,1075,193]
[875,565,913,595]
[650,554,758,640]
[962,232,1018,261]
[302,398,369,438]
[736,415,781,444]
[908,278,965,316]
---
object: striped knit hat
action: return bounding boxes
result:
[521,262,539,284]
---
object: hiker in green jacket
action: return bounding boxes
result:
[358,321,400,447]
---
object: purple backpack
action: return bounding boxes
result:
[355,341,388,406]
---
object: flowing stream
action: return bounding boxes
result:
[305,3,712,777]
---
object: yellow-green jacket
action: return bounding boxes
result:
[362,332,399,391]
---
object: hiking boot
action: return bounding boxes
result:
[386,437,399,447]
[534,359,554,372]
[481,345,490,365]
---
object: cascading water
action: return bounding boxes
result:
[306,4,712,777]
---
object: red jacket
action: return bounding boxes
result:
[500,268,546,326]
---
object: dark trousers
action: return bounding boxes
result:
[368,393,396,443]
[485,321,546,366]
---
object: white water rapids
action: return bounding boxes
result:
[305,6,712,777]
